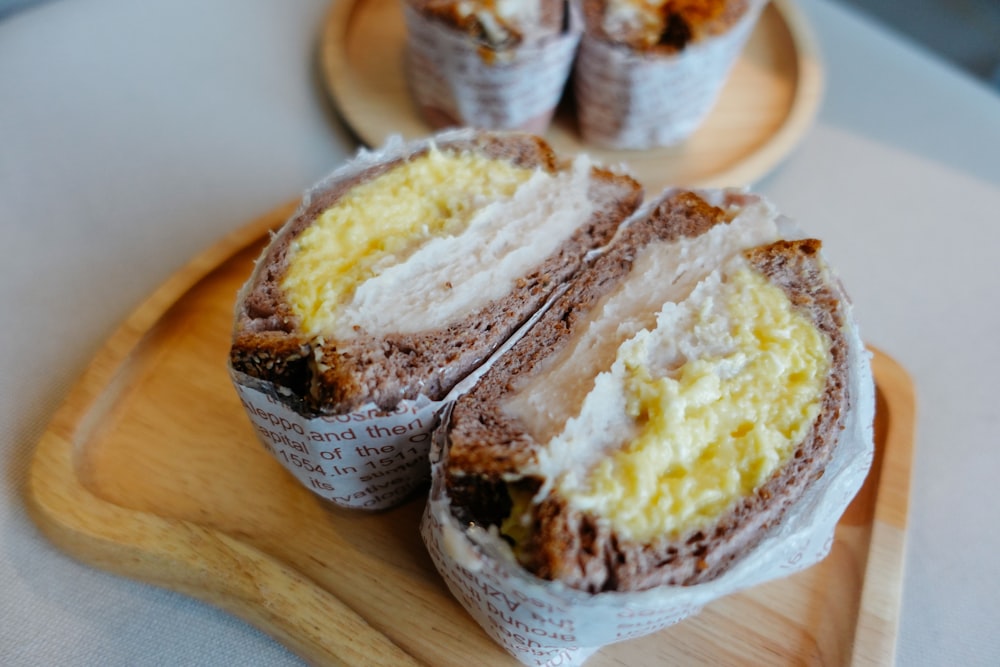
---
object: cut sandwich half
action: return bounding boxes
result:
[230,130,642,414]
[440,188,855,592]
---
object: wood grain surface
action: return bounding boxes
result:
[319,0,824,191]
[26,203,913,666]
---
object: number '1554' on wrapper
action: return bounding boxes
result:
[230,369,438,510]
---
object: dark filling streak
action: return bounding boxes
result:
[658,12,693,50]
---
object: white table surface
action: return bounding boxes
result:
[2,0,999,665]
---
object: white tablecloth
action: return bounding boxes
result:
[2,0,999,664]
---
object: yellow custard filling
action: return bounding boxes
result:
[558,268,831,542]
[281,147,535,335]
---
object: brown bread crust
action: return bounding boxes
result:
[230,132,642,414]
[444,194,850,592]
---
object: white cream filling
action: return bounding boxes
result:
[456,0,541,35]
[503,194,783,484]
[334,155,598,338]
[602,0,652,40]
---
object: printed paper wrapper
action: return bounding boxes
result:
[573,0,765,149]
[229,285,550,510]
[402,3,581,133]
[420,297,876,665]
[228,277,561,510]
[230,370,437,510]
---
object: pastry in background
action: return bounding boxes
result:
[573,0,767,149]
[402,0,582,133]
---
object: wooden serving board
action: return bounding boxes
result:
[27,203,914,666]
[320,0,824,191]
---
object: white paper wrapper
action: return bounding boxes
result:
[573,0,765,149]
[421,287,875,665]
[231,370,438,509]
[402,3,581,133]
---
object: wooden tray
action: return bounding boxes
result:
[319,0,823,190]
[27,203,913,666]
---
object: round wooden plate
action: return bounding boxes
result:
[320,0,823,190]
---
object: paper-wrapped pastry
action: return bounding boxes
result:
[573,0,767,148]
[228,129,641,510]
[423,188,875,664]
[402,0,582,133]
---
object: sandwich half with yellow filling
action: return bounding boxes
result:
[436,188,860,592]
[230,130,642,415]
